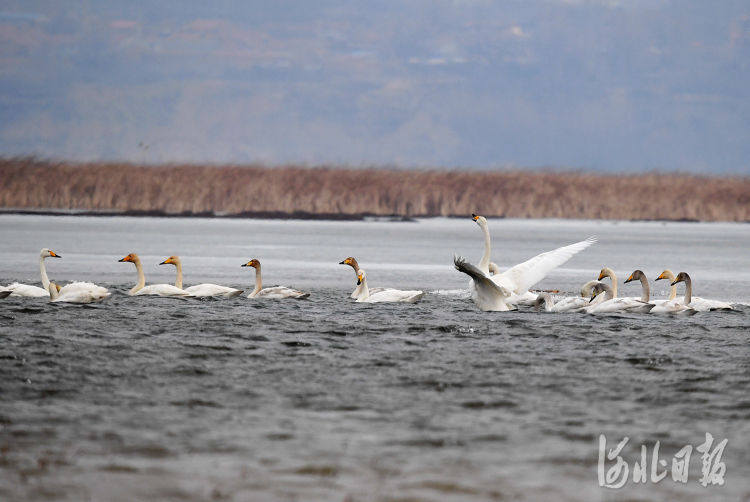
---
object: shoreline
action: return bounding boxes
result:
[1,208,739,224]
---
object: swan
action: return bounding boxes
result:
[597,267,644,301]
[1,248,61,297]
[241,259,309,299]
[339,257,387,299]
[669,271,734,311]
[118,253,193,297]
[623,270,695,315]
[354,269,423,303]
[584,283,654,314]
[534,280,601,312]
[469,214,596,306]
[159,256,243,297]
[47,283,110,304]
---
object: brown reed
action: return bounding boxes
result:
[1,157,748,221]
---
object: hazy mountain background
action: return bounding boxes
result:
[1,0,749,173]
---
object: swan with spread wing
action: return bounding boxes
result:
[455,214,596,311]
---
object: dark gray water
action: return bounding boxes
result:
[1,215,749,501]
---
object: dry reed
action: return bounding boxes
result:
[1,157,748,221]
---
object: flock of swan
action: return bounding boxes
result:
[0,214,737,312]
[452,214,734,314]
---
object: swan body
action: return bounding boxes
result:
[242,259,309,299]
[339,257,387,298]
[119,253,193,297]
[535,280,601,312]
[668,271,733,312]
[355,269,423,303]
[48,283,109,304]
[160,256,242,297]
[454,256,514,311]
[584,283,654,314]
[624,270,695,315]
[1,248,61,297]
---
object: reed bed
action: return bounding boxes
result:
[1,158,748,221]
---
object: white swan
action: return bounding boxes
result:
[459,214,596,311]
[355,269,423,303]
[159,256,243,297]
[48,283,110,304]
[118,253,193,297]
[339,257,386,299]
[1,248,61,297]
[241,259,309,299]
[669,271,733,312]
[623,270,695,315]
[584,283,654,314]
[534,280,601,312]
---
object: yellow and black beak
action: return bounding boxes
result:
[356,273,363,285]
[624,274,634,284]
[159,257,172,265]
[597,271,606,281]
[118,254,133,263]
[670,279,680,286]
[656,272,666,281]
[50,250,61,258]
[241,262,249,267]
[339,259,349,265]
[472,213,479,221]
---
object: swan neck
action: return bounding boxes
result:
[478,222,491,274]
[682,276,692,305]
[607,270,618,297]
[39,254,50,290]
[668,282,676,301]
[174,261,183,289]
[131,256,145,294]
[251,267,262,296]
[638,274,650,302]
[359,275,369,299]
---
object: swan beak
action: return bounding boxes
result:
[339,259,350,265]
[118,255,133,263]
[670,279,680,286]
[356,273,363,285]
[159,258,172,265]
[589,294,596,303]
[656,272,665,281]
[241,262,248,267]
[624,274,633,283]
[597,271,606,280]
[50,251,61,258]
[472,213,479,221]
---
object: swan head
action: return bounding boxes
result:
[597,267,614,281]
[472,213,487,227]
[356,270,366,285]
[40,248,61,259]
[339,257,359,270]
[118,253,137,263]
[579,280,600,297]
[534,292,551,312]
[590,282,612,302]
[655,269,675,282]
[160,256,181,266]
[671,272,690,286]
[242,259,260,269]
[624,270,644,284]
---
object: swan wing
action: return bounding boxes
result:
[254,286,309,299]
[550,296,589,312]
[59,281,109,297]
[53,289,110,303]
[689,297,734,312]
[362,289,424,303]
[2,282,50,297]
[499,236,597,294]
[184,283,243,297]
[134,284,193,297]
[586,298,654,314]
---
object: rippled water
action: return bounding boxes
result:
[1,215,749,501]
